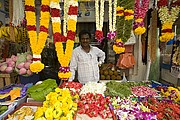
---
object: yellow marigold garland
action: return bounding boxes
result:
[113,39,125,54]
[158,6,180,42]
[25,0,50,73]
[50,0,78,80]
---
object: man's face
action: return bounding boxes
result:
[80,34,90,47]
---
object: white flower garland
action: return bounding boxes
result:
[95,0,105,31]
[63,0,68,36]
[12,0,24,26]
[109,0,117,32]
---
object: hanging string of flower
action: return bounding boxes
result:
[133,0,150,35]
[158,0,180,42]
[107,0,117,41]
[113,0,134,54]
[63,0,68,36]
[25,0,50,73]
[51,0,78,80]
[95,0,105,43]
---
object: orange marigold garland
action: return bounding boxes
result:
[25,0,50,73]
[50,0,78,80]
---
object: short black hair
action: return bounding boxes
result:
[78,30,91,40]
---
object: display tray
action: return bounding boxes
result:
[3,102,43,120]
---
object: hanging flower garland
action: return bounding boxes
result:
[25,0,50,73]
[63,0,68,36]
[107,0,117,41]
[95,0,105,43]
[114,0,134,54]
[158,5,180,42]
[51,0,78,80]
[133,0,150,35]
[113,39,125,54]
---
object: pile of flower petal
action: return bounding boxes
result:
[142,97,180,120]
[110,97,157,120]
[34,88,79,119]
[80,82,106,96]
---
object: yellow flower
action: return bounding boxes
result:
[135,18,143,23]
[25,1,34,6]
[36,117,46,120]
[162,22,173,30]
[125,15,134,20]
[67,19,77,32]
[34,107,44,118]
[41,0,50,5]
[55,87,62,93]
[25,11,36,25]
[40,12,51,28]
[60,116,68,120]
[116,6,124,16]
[160,32,174,42]
[30,62,45,73]
[45,108,53,118]
[73,94,79,99]
[53,109,62,118]
[58,72,72,80]
[52,22,61,33]
[113,45,125,54]
[50,0,60,2]
[134,27,146,35]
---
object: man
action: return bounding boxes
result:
[68,30,105,84]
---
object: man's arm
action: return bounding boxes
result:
[68,51,78,81]
[97,48,105,65]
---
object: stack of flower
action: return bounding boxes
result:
[110,97,157,120]
[34,88,78,120]
[133,0,150,35]
[131,86,158,97]
[51,0,78,80]
[80,82,106,96]
[142,97,180,120]
[95,0,105,42]
[59,81,83,95]
[158,0,180,42]
[77,93,112,119]
[25,0,50,73]
[160,86,180,102]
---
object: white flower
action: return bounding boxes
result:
[51,17,61,22]
[50,2,60,9]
